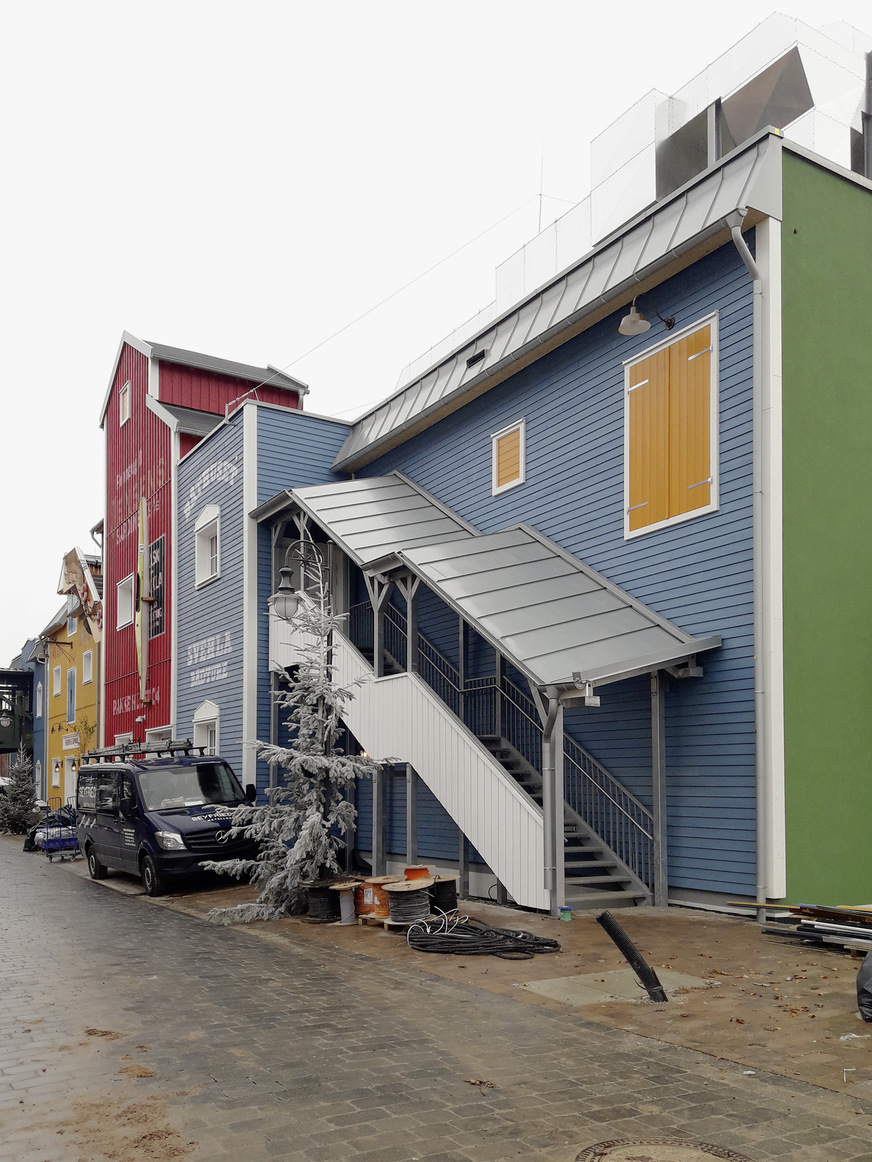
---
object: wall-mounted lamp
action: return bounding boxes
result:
[71,759,78,774]
[269,540,327,622]
[53,760,61,776]
[0,712,11,729]
[618,296,675,336]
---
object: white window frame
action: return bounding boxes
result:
[193,699,220,756]
[116,574,135,628]
[35,759,42,796]
[145,726,173,746]
[52,666,61,697]
[67,614,77,636]
[36,682,43,719]
[491,419,526,496]
[195,505,221,588]
[51,759,61,787]
[114,733,133,746]
[119,381,131,426]
[66,668,76,724]
[82,650,93,685]
[622,313,720,541]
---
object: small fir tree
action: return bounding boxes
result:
[205,549,381,924]
[0,742,38,834]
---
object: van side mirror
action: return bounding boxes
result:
[245,784,257,803]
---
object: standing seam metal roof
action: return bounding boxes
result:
[265,475,719,690]
[333,132,783,472]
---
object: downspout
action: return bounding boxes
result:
[728,209,768,925]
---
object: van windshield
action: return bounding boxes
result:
[137,763,246,811]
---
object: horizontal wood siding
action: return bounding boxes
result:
[176,416,245,778]
[256,408,352,794]
[359,242,756,895]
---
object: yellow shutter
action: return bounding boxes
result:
[668,325,711,518]
[496,427,521,489]
[628,347,669,531]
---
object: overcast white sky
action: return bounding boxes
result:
[2,1,870,664]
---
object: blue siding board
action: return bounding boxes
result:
[177,416,246,781]
[358,241,757,896]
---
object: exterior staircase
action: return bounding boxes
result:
[479,737,650,909]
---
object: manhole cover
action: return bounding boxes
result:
[576,1139,755,1161]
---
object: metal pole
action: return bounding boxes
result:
[650,671,668,907]
[405,763,418,865]
[458,830,470,899]
[372,766,386,876]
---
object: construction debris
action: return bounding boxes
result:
[763,904,872,953]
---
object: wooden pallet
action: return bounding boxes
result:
[357,913,433,931]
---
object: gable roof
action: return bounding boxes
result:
[99,332,308,427]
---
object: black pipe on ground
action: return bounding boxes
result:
[596,910,669,1003]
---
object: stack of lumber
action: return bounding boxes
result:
[763,904,872,953]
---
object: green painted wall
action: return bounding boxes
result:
[781,151,872,903]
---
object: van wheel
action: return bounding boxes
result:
[141,855,165,897]
[87,847,107,880]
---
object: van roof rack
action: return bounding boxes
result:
[81,739,208,763]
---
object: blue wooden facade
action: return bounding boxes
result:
[354,242,756,896]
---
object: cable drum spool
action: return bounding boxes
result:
[305,884,341,921]
[429,875,459,913]
[367,875,404,918]
[385,878,433,924]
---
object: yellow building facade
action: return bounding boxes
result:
[43,599,100,809]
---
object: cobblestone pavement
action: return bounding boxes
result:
[3,838,872,1162]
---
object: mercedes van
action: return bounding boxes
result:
[76,746,257,896]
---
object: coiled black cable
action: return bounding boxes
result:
[406,913,560,959]
[387,885,431,924]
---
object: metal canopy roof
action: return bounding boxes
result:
[289,473,477,569]
[398,525,720,690]
[333,131,783,472]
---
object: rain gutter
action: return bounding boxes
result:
[728,208,769,925]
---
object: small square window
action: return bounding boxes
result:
[83,650,93,684]
[119,381,131,426]
[195,506,220,587]
[491,420,526,495]
[117,575,135,628]
[53,666,61,697]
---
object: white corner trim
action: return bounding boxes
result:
[756,216,786,899]
[242,405,258,786]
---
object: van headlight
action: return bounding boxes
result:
[155,831,186,851]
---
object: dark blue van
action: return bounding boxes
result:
[76,746,257,896]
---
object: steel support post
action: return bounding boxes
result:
[650,670,668,907]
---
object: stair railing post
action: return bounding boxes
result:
[458,617,466,725]
[494,651,503,740]
[458,830,470,899]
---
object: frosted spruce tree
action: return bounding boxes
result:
[205,547,381,924]
[0,742,37,834]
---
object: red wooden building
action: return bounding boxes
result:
[99,333,306,747]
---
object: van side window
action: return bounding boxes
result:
[96,773,118,813]
[77,773,97,811]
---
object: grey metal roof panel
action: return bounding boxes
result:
[398,525,719,689]
[333,133,783,472]
[158,403,224,436]
[289,474,477,568]
[148,341,308,393]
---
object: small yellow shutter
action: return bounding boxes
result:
[668,325,711,519]
[628,347,669,532]
[496,427,521,489]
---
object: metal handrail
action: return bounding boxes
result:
[346,599,653,885]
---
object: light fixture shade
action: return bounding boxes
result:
[619,304,652,336]
[269,566,300,621]
[0,712,11,728]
